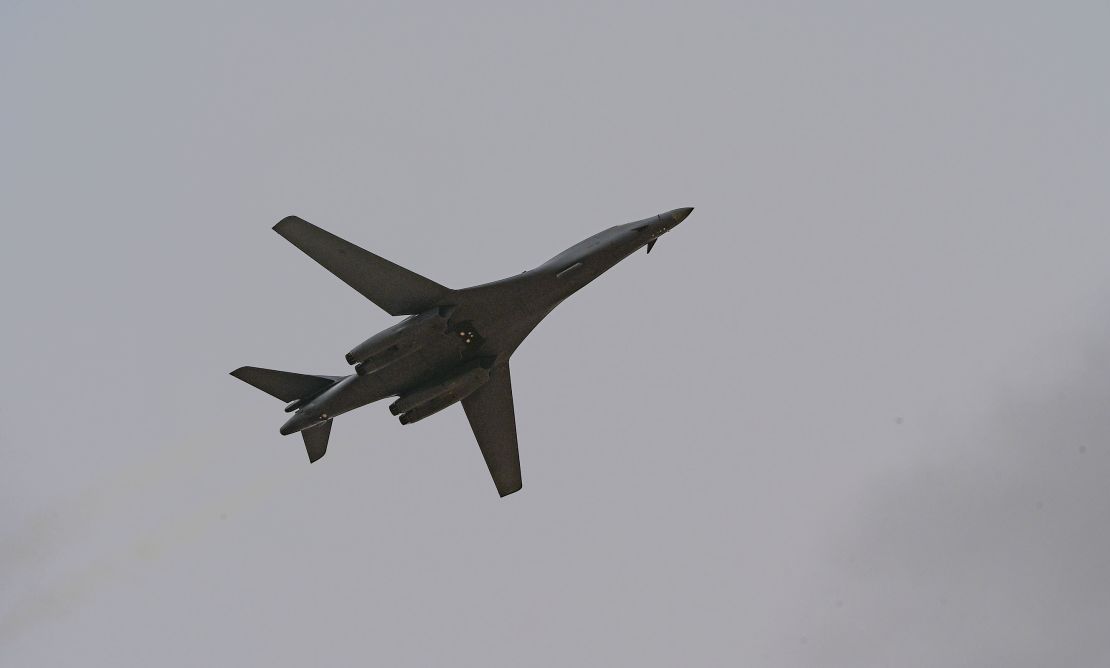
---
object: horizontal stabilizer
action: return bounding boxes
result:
[273,216,449,316]
[302,419,332,462]
[230,366,343,403]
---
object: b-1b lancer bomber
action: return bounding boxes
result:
[231,207,693,497]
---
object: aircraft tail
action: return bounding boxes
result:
[230,366,344,463]
[301,420,332,463]
[230,366,344,403]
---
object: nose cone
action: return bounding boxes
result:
[670,207,694,223]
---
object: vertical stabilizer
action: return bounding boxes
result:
[302,420,332,463]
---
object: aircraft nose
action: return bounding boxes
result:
[669,207,694,223]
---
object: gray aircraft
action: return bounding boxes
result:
[231,207,693,496]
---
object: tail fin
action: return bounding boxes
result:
[231,367,342,463]
[302,420,332,463]
[230,366,344,403]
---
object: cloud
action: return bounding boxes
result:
[0,452,300,644]
[792,341,1110,667]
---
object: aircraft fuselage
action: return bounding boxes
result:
[278,208,692,436]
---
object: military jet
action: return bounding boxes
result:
[231,207,693,496]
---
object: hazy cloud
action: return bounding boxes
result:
[787,339,1110,667]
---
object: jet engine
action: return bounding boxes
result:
[390,365,490,425]
[346,308,452,375]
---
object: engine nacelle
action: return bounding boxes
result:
[397,393,461,425]
[345,308,451,373]
[390,365,491,424]
[354,341,418,376]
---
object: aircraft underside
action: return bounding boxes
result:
[231,207,692,496]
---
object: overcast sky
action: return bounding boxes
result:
[3,2,1109,665]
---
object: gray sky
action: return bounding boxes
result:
[3,2,1109,665]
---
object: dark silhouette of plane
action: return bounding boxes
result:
[231,207,693,496]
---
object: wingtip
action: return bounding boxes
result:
[498,483,523,498]
[273,215,305,233]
